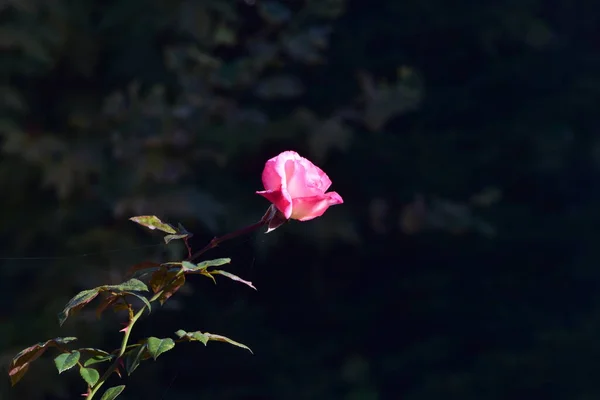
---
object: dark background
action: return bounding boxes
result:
[2,0,600,399]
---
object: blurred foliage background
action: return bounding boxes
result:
[2,0,600,398]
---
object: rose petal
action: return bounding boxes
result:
[297,157,332,192]
[256,188,293,219]
[261,159,285,191]
[290,192,344,221]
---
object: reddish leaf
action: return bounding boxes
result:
[149,267,169,294]
[210,270,257,290]
[9,337,77,386]
[158,274,186,305]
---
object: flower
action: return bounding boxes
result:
[256,151,343,223]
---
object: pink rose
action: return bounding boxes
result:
[257,151,344,223]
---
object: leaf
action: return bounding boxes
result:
[9,337,77,385]
[146,337,175,360]
[62,280,148,324]
[210,270,257,290]
[164,223,193,244]
[201,272,217,285]
[79,367,100,387]
[100,385,126,400]
[79,348,111,357]
[58,289,100,326]
[202,333,254,354]
[193,258,231,271]
[175,330,252,354]
[54,351,80,374]
[158,274,186,305]
[79,348,113,367]
[180,261,197,271]
[103,278,149,293]
[129,216,176,234]
[149,267,174,293]
[164,233,189,244]
[125,345,146,375]
[84,355,113,367]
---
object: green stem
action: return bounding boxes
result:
[87,289,167,399]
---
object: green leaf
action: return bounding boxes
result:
[80,348,113,367]
[175,330,252,354]
[100,385,126,400]
[164,233,189,244]
[84,354,113,367]
[103,278,149,293]
[78,348,111,357]
[58,289,100,326]
[79,367,100,387]
[180,261,197,271]
[192,258,231,271]
[201,272,217,285]
[129,216,177,234]
[9,337,78,386]
[164,222,193,244]
[54,351,80,374]
[146,337,175,360]
[211,270,257,290]
[125,345,146,375]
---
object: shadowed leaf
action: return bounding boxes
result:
[100,385,126,400]
[125,345,146,375]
